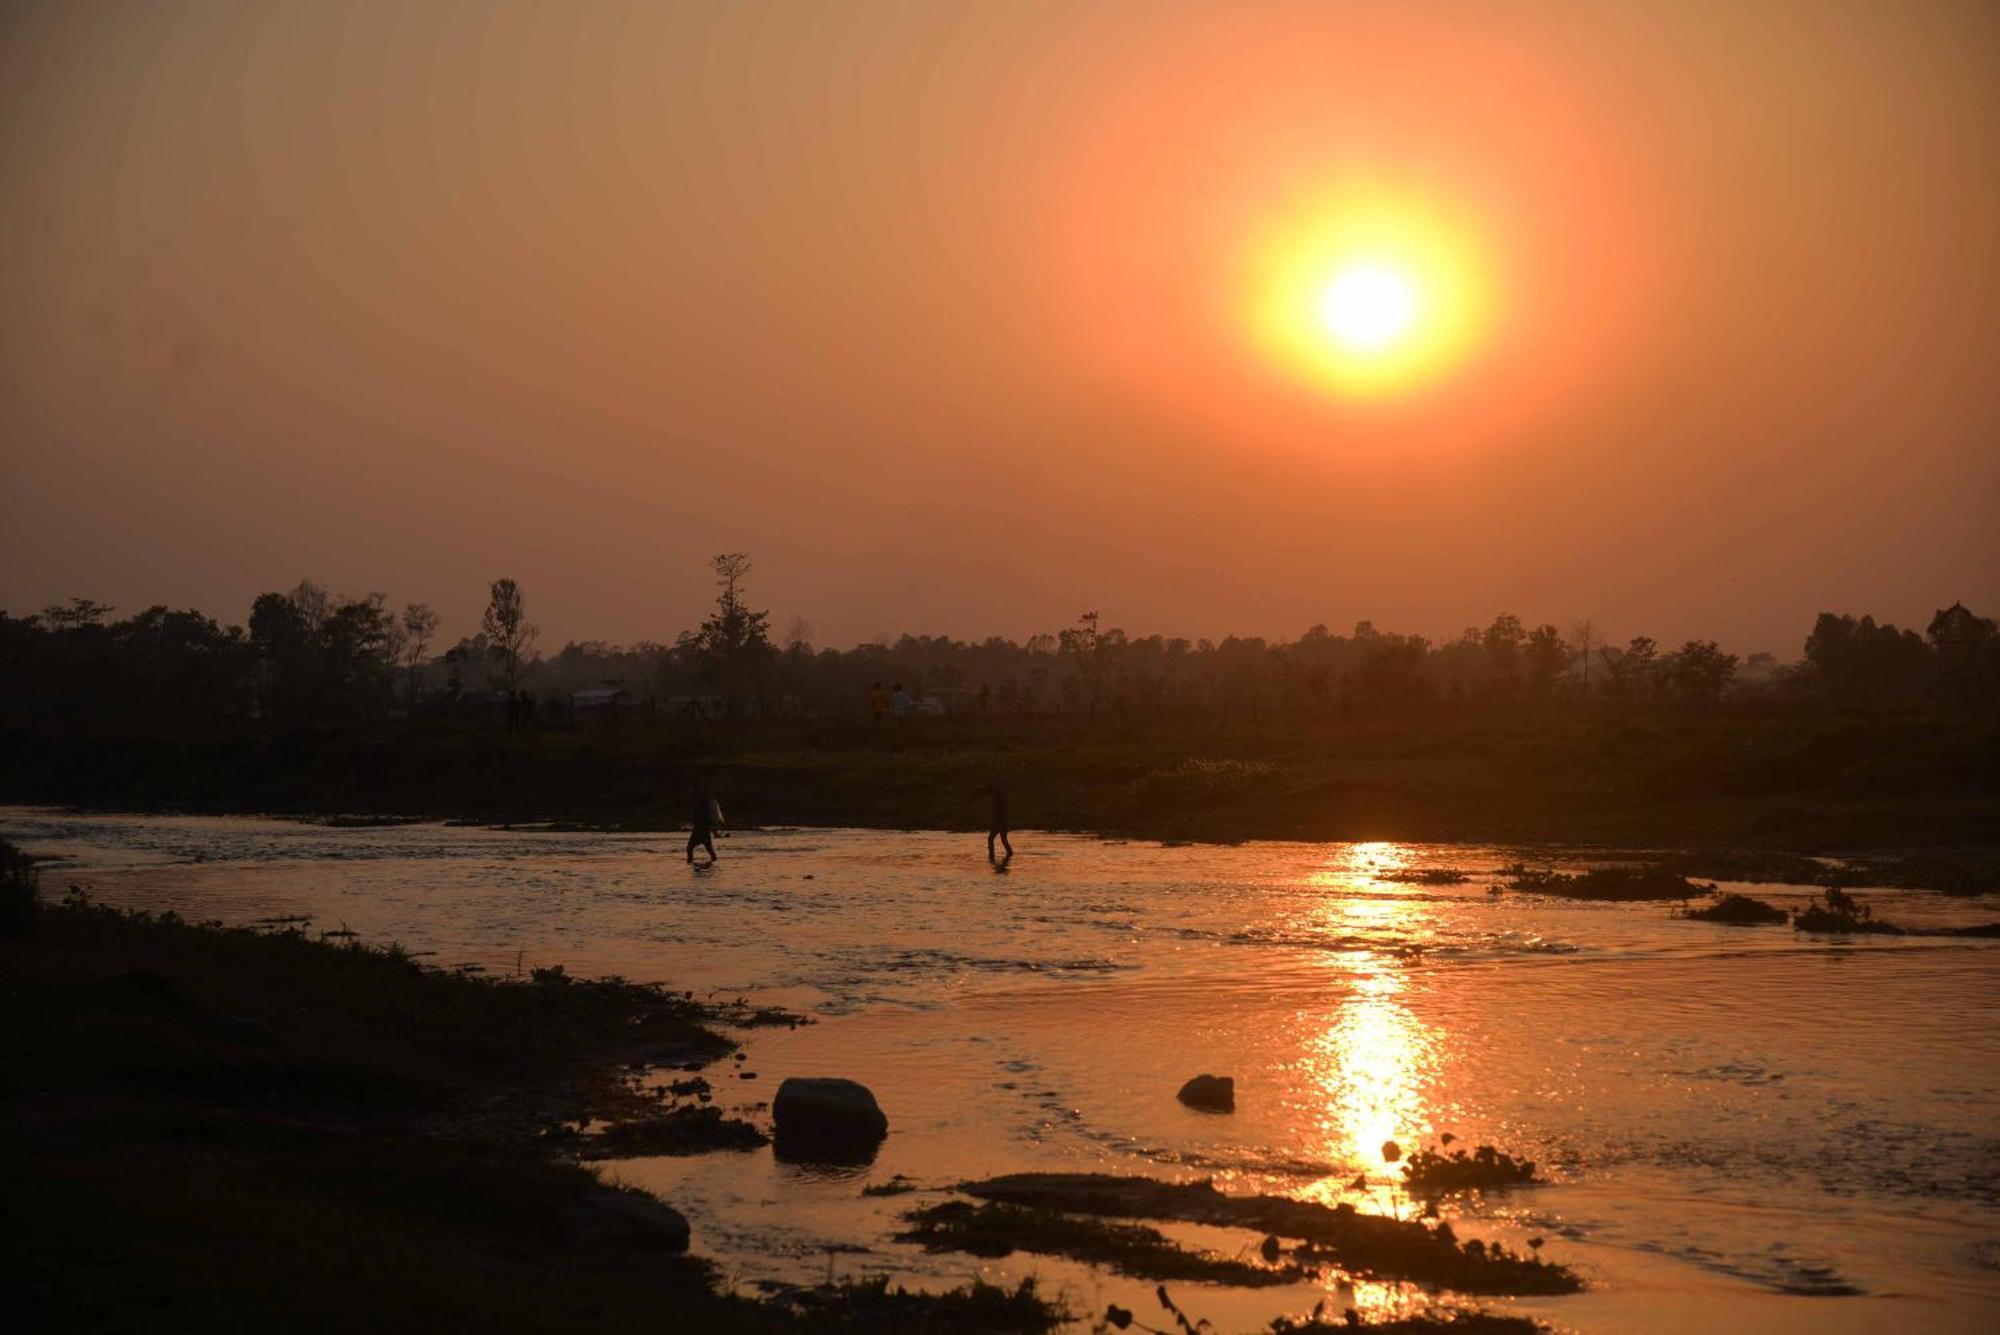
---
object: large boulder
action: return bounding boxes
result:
[773,1077,888,1162]
[1176,1074,1235,1113]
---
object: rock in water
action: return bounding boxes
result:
[773,1077,889,1160]
[1177,1074,1235,1112]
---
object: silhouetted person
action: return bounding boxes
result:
[987,784,1013,861]
[891,683,912,719]
[869,681,888,730]
[687,786,719,864]
[978,682,992,715]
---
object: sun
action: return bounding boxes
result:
[1244,182,1495,399]
[1319,263,1419,352]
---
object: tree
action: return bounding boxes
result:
[1480,613,1526,700]
[1059,610,1107,716]
[1600,635,1660,704]
[1569,619,1600,697]
[682,553,772,717]
[1665,640,1738,708]
[399,602,440,707]
[1804,612,1932,709]
[481,579,537,696]
[1524,623,1568,701]
[37,598,115,630]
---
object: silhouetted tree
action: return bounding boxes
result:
[1665,640,1738,709]
[682,553,772,718]
[1804,612,1932,709]
[1600,636,1660,705]
[1569,619,1600,697]
[1525,623,1568,701]
[481,579,537,698]
[398,602,439,707]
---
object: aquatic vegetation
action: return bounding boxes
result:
[1376,868,1474,885]
[961,1174,1581,1295]
[1792,887,1903,935]
[1824,851,2000,896]
[1269,1305,1544,1333]
[1505,866,1714,901]
[901,1199,1304,1286]
[860,1175,921,1197]
[1650,849,1831,885]
[1680,893,1788,925]
[579,1104,766,1158]
[779,1275,1068,1332]
[1401,1140,1541,1195]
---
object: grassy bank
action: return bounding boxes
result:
[6,709,1997,848]
[0,850,1062,1333]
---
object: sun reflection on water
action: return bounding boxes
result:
[1291,846,1446,1206]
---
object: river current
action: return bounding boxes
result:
[5,808,1996,1333]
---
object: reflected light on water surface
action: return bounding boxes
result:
[1291,847,1444,1202]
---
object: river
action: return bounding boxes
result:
[5,807,1995,1333]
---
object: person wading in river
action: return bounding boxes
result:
[987,783,1013,862]
[687,785,721,864]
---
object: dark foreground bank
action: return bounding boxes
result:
[6,710,1997,848]
[0,843,1062,1334]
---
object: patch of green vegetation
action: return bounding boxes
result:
[962,1174,1580,1296]
[1376,868,1473,885]
[901,1199,1302,1287]
[1505,865,1713,901]
[1680,893,1788,925]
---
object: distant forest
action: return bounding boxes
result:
[4,555,1995,734]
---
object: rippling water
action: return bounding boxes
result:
[6,807,1996,1332]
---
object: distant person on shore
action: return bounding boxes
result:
[987,784,1013,861]
[891,683,913,720]
[687,785,720,864]
[869,681,888,729]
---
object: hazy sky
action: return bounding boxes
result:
[4,1,1996,655]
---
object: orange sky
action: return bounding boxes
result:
[3,1,1996,654]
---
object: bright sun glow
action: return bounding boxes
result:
[1319,263,1418,351]
[1245,182,1496,399]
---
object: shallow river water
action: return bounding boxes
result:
[6,808,1997,1333]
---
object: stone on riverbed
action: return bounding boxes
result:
[773,1077,888,1160]
[1177,1074,1235,1112]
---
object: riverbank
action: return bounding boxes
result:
[5,710,1996,849]
[0,850,1062,1333]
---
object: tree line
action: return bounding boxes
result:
[3,555,1994,733]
